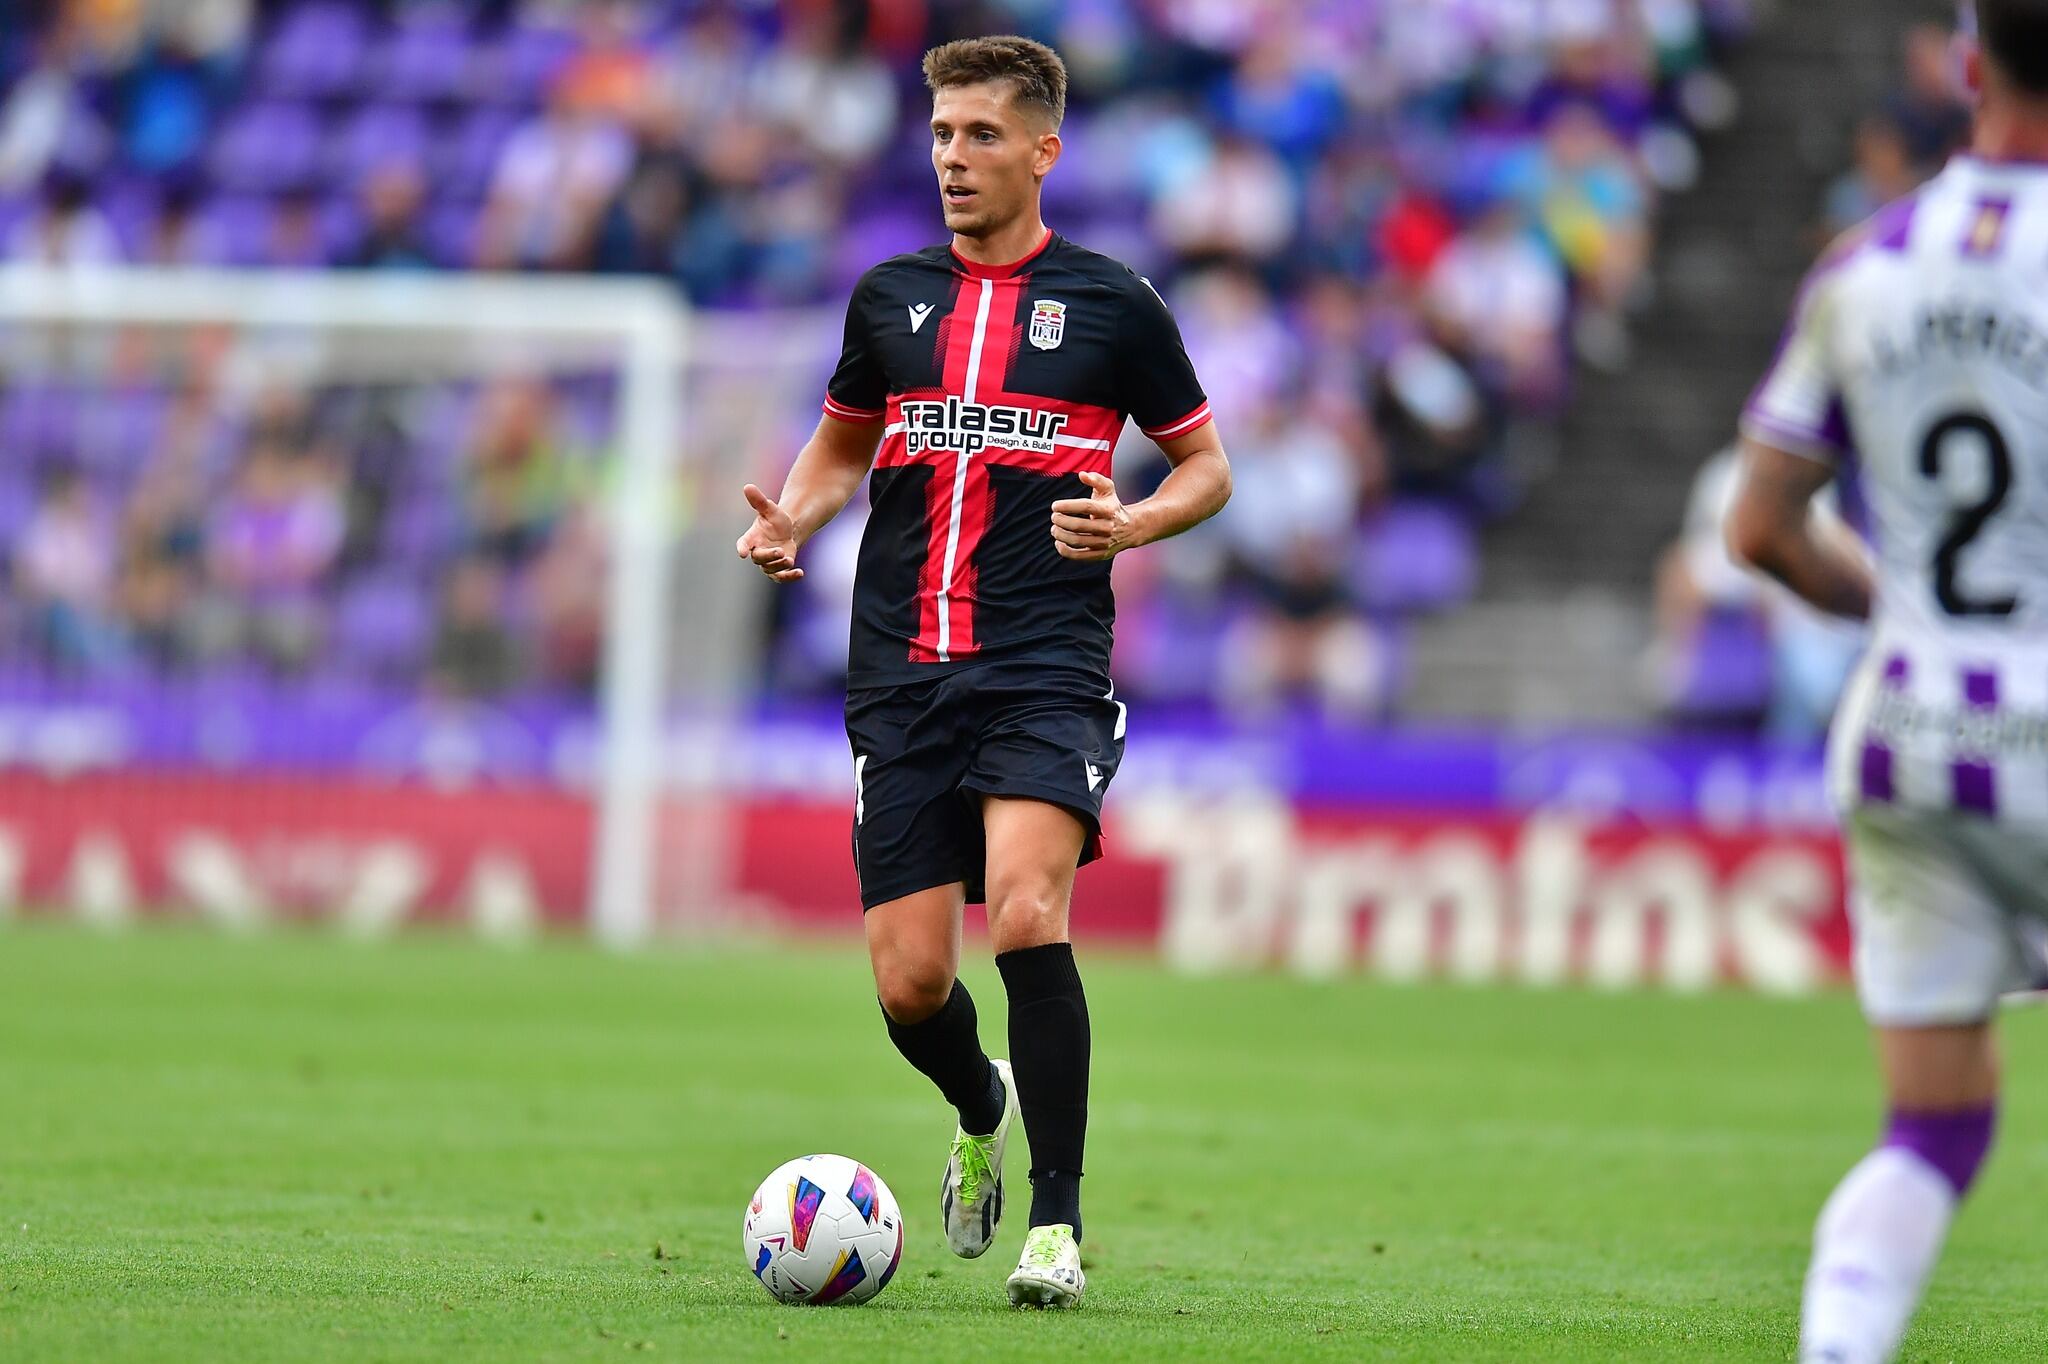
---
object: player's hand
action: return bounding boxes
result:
[737,483,804,583]
[1050,471,1139,561]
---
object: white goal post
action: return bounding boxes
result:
[0,264,693,946]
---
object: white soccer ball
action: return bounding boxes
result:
[742,1154,903,1306]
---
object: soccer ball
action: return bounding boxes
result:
[743,1154,903,1305]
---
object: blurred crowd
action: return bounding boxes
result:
[1645,21,1972,741]
[0,0,1754,716]
[9,366,618,700]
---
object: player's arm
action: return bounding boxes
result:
[1725,248,1871,619]
[742,269,889,583]
[1724,438,1872,620]
[737,413,884,584]
[1049,422,1231,561]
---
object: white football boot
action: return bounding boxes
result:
[1006,1223,1085,1308]
[941,1058,1017,1258]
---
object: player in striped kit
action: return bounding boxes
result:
[736,36,1231,1307]
[1728,3,2048,1358]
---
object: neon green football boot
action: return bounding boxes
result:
[941,1058,1016,1257]
[1006,1222,1084,1308]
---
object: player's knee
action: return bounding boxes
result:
[874,955,954,1024]
[988,885,1069,952]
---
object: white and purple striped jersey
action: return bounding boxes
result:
[1742,155,2048,826]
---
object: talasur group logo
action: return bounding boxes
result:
[899,394,1070,458]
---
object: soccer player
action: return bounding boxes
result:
[1728,3,2048,1358]
[735,35,1230,1308]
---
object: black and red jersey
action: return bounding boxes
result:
[823,229,1210,689]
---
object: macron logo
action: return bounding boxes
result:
[908,303,934,333]
[1085,760,1103,792]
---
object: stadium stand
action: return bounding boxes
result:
[0,0,1756,723]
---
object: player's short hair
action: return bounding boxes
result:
[1978,0,2048,95]
[922,35,1067,129]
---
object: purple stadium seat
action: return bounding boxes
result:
[387,497,463,568]
[0,190,29,236]
[334,577,434,680]
[208,102,323,193]
[317,195,367,260]
[1667,604,1774,723]
[328,104,430,184]
[832,210,934,289]
[75,388,166,474]
[0,471,39,542]
[434,107,518,201]
[422,202,480,266]
[1,384,76,458]
[1111,588,1230,703]
[373,10,478,103]
[95,177,159,258]
[1350,500,1479,614]
[196,194,277,265]
[478,23,580,106]
[258,2,370,99]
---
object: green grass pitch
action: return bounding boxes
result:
[4,923,2048,1362]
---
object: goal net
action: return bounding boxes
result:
[0,264,834,944]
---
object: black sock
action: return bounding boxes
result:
[882,980,1006,1136]
[996,942,1089,1242]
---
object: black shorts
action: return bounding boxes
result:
[843,661,1126,911]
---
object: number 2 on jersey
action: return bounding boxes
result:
[1918,410,2019,618]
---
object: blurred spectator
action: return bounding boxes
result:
[1170,267,1299,428]
[1208,29,1346,169]
[1292,272,1387,494]
[1216,394,1391,719]
[144,176,226,264]
[344,162,434,271]
[1152,131,1297,266]
[113,28,220,175]
[17,465,122,675]
[750,12,899,169]
[462,378,579,571]
[477,77,634,270]
[1649,447,1863,737]
[1423,199,1569,409]
[1821,112,1922,240]
[1885,23,1970,171]
[650,6,764,149]
[555,1,657,123]
[430,555,522,699]
[0,32,92,192]
[266,188,327,269]
[526,501,607,695]
[6,170,121,266]
[199,442,346,673]
[1374,336,1493,502]
[1501,101,1650,368]
[594,137,697,278]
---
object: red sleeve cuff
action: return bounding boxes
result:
[1139,401,1211,440]
[822,395,884,423]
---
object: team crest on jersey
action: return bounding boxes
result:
[1028,299,1066,351]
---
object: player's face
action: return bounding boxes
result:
[930,83,1058,239]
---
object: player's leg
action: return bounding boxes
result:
[1799,810,2012,1364]
[1800,1024,1997,1364]
[982,794,1092,1307]
[846,684,1015,1256]
[868,881,1004,1118]
[868,880,1018,1259]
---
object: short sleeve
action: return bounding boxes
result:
[823,273,887,423]
[1739,264,1848,463]
[1115,274,1211,441]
